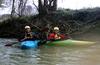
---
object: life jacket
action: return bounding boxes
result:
[48,33,65,40]
[25,32,33,38]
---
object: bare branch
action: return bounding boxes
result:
[33,0,39,11]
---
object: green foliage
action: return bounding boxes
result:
[0,17,29,38]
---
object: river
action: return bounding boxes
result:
[0,27,100,65]
[0,0,100,65]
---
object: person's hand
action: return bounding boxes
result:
[55,34,61,40]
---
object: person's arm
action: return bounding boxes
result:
[48,33,55,41]
[30,32,33,38]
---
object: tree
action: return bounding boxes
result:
[38,0,57,15]
[0,0,3,7]
[11,0,28,17]
[18,0,27,16]
[11,0,15,17]
[11,0,58,17]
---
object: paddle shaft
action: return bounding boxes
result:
[5,41,19,46]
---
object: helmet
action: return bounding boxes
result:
[54,27,59,30]
[25,26,30,29]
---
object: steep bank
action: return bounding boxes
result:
[0,8,100,38]
[72,22,100,42]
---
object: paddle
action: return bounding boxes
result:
[5,41,19,46]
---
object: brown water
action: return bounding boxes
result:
[0,28,100,65]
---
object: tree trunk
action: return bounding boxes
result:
[11,0,15,18]
[52,0,57,11]
[18,0,27,16]
[38,0,57,16]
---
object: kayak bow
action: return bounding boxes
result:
[21,40,40,49]
[46,39,96,46]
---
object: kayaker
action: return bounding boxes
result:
[24,26,33,39]
[20,25,38,41]
[48,27,70,40]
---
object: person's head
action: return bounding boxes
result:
[25,26,31,32]
[53,27,59,33]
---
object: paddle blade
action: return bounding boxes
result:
[5,43,13,46]
[5,42,18,46]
